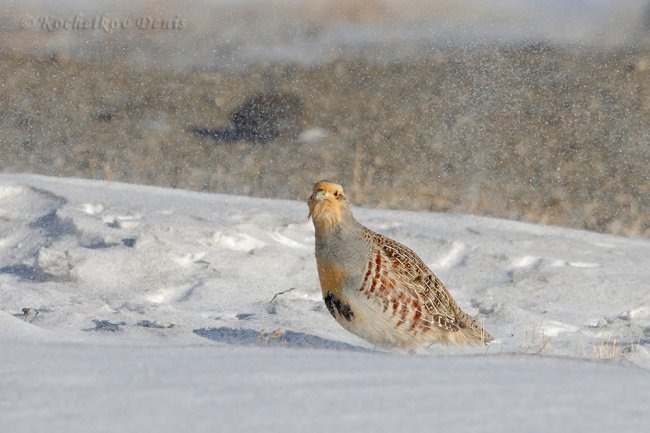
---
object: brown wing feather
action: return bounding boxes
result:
[363,228,490,340]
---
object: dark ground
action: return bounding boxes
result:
[0,43,648,236]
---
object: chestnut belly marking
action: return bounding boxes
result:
[324,291,354,321]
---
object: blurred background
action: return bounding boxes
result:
[0,0,648,236]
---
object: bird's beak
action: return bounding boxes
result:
[310,189,326,201]
[308,189,326,220]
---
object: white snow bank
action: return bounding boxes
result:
[2,342,649,433]
[0,173,649,432]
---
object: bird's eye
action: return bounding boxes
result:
[334,190,341,199]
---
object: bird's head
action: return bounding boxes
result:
[308,180,349,232]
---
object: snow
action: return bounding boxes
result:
[1,173,649,432]
[3,343,650,433]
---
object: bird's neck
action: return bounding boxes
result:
[312,212,341,234]
[312,205,363,239]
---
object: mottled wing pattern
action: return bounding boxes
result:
[359,228,468,335]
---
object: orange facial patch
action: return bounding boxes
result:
[308,182,346,232]
[312,181,344,197]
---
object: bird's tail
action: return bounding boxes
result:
[457,309,493,346]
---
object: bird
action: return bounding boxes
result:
[308,180,493,349]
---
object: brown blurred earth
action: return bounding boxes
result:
[0,43,648,236]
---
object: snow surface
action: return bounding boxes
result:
[1,173,649,432]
